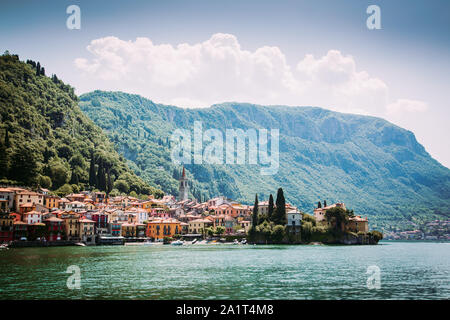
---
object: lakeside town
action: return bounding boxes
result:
[0,167,379,247]
[383,220,450,241]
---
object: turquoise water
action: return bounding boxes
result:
[0,241,448,299]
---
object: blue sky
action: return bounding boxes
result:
[1,0,449,167]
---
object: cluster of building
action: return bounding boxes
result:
[313,202,369,233]
[383,220,450,240]
[0,168,370,245]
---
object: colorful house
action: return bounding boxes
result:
[188,218,212,235]
[0,213,14,242]
[146,219,181,239]
[109,221,122,237]
[44,195,60,209]
[14,190,44,212]
[79,218,95,244]
[61,212,80,241]
[13,221,28,240]
[43,217,64,241]
[22,211,42,224]
[347,216,369,233]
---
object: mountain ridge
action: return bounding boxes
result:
[79,90,450,231]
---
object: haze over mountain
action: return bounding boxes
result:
[79,91,450,231]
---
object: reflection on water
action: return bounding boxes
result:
[0,242,449,299]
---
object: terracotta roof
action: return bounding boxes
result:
[23,210,41,215]
[44,217,63,222]
[19,203,35,208]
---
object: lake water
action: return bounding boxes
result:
[0,241,448,299]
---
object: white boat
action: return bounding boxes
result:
[0,244,9,250]
[74,242,86,247]
[171,240,184,246]
[191,239,198,244]
[233,239,239,245]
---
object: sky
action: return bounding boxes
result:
[1,0,449,168]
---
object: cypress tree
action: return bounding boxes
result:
[324,200,327,207]
[106,170,113,195]
[318,201,322,208]
[89,155,97,187]
[96,160,106,191]
[274,188,286,225]
[252,194,259,227]
[36,62,41,76]
[0,141,7,179]
[268,194,274,221]
[4,128,10,148]
[9,144,38,185]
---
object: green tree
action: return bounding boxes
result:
[271,225,285,243]
[301,221,313,242]
[38,175,52,189]
[317,201,322,208]
[114,179,129,194]
[47,159,70,189]
[106,171,113,195]
[55,184,73,197]
[252,194,259,227]
[4,128,10,148]
[36,62,41,76]
[88,154,97,188]
[268,194,274,221]
[274,188,286,225]
[0,141,7,179]
[206,227,215,237]
[215,226,225,236]
[325,207,349,235]
[9,144,38,185]
[96,160,106,191]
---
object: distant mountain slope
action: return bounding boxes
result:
[0,53,161,197]
[79,91,450,230]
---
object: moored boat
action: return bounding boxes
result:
[171,240,184,246]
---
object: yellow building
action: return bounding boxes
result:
[79,218,95,244]
[188,218,212,234]
[44,195,60,209]
[61,212,81,241]
[121,223,137,238]
[146,219,181,239]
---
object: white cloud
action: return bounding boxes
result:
[74,33,423,118]
[386,99,428,115]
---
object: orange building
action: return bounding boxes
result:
[146,219,181,240]
[44,195,60,209]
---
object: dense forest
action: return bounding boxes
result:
[0,52,163,198]
[79,91,450,231]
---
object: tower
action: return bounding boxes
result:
[179,167,189,201]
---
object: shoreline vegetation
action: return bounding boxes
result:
[247,189,383,245]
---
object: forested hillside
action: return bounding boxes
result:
[0,53,162,198]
